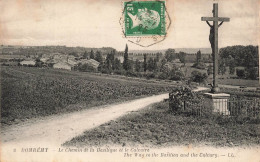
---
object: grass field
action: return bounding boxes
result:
[218,78,259,87]
[64,101,260,147]
[1,66,176,125]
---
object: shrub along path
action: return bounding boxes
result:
[64,101,260,147]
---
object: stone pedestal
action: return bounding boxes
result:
[204,93,230,115]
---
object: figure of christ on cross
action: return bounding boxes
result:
[201,3,230,93]
[206,21,223,55]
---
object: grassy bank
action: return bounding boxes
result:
[218,78,259,87]
[64,101,260,147]
[1,66,176,125]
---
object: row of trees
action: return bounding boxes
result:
[82,50,103,62]
[79,47,190,73]
[218,45,258,79]
[90,45,187,81]
[77,46,210,84]
[219,45,258,67]
[188,46,258,80]
[96,45,155,74]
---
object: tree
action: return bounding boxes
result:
[165,49,176,62]
[95,51,103,63]
[143,54,147,72]
[228,55,236,75]
[83,51,88,59]
[192,50,206,69]
[153,58,158,72]
[218,60,226,75]
[178,51,186,65]
[105,51,114,71]
[219,45,258,68]
[123,44,130,71]
[110,50,116,70]
[207,65,213,75]
[135,59,141,72]
[229,62,235,75]
[97,62,105,72]
[128,60,134,71]
[90,50,95,59]
[147,58,154,71]
[244,46,257,68]
[160,58,167,72]
[196,50,202,64]
[155,52,161,62]
[114,58,122,70]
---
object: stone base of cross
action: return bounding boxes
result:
[201,3,230,93]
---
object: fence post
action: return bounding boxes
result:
[183,101,186,111]
[169,92,173,111]
[200,103,202,117]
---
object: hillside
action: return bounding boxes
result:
[0,45,116,56]
[1,45,212,56]
[129,48,211,54]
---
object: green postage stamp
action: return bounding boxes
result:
[119,0,170,47]
[124,1,166,36]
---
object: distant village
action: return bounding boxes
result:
[0,45,212,72]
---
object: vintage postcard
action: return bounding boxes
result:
[0,0,259,161]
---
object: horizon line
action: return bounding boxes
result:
[1,44,258,50]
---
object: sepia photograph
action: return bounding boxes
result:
[0,0,259,161]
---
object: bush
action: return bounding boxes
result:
[236,69,245,78]
[158,72,168,80]
[77,63,96,72]
[144,72,156,79]
[192,62,206,69]
[35,61,43,67]
[100,68,112,74]
[169,86,193,112]
[245,67,258,80]
[168,70,184,81]
[169,86,214,117]
[126,71,139,77]
[191,70,207,83]
[114,69,126,75]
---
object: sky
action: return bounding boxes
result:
[0,0,259,51]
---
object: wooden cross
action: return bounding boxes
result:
[201,3,230,93]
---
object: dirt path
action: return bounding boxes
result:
[193,86,210,92]
[1,93,168,147]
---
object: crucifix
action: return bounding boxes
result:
[201,3,230,93]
